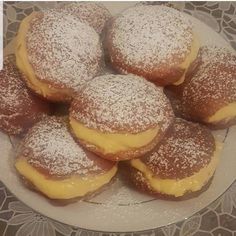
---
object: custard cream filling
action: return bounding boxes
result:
[207,103,236,123]
[130,142,221,197]
[15,158,117,199]
[70,118,159,154]
[173,35,200,85]
[15,13,71,99]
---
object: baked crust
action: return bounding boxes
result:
[122,118,217,198]
[70,74,174,134]
[69,74,174,160]
[16,10,102,102]
[17,116,116,178]
[105,5,197,86]
[0,55,50,135]
[60,2,111,34]
[167,46,236,129]
[140,118,215,179]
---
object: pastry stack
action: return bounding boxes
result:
[1,3,236,202]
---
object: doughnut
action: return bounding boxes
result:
[167,46,236,129]
[15,117,117,200]
[15,9,102,102]
[106,5,200,86]
[0,55,50,135]
[69,74,174,161]
[164,88,190,120]
[126,118,221,199]
[60,2,111,34]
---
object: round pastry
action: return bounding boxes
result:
[60,2,111,34]
[0,55,50,135]
[15,117,117,200]
[15,9,103,102]
[69,74,174,161]
[167,46,236,129]
[106,5,200,86]
[127,118,221,199]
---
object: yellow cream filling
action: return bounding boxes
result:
[207,102,236,123]
[15,13,70,99]
[15,158,117,199]
[70,118,159,154]
[130,142,221,197]
[173,35,200,85]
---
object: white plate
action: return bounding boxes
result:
[1,3,236,233]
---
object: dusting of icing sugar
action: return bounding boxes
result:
[20,117,100,177]
[182,46,236,104]
[0,113,24,134]
[102,186,141,206]
[134,170,148,185]
[200,46,236,65]
[71,74,174,133]
[0,55,49,135]
[26,10,102,92]
[61,2,111,34]
[109,5,193,70]
[145,118,215,179]
[0,56,32,112]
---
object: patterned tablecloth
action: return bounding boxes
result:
[1,2,236,236]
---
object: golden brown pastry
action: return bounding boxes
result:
[15,117,117,200]
[0,55,50,135]
[126,118,221,199]
[106,5,200,86]
[60,2,111,34]
[15,9,103,102]
[164,88,189,120]
[69,74,174,161]
[167,46,236,129]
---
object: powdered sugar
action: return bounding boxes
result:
[71,74,174,133]
[182,46,236,105]
[0,56,32,112]
[0,113,24,134]
[145,118,215,179]
[0,55,50,135]
[26,10,102,92]
[153,137,206,168]
[20,117,101,177]
[61,2,111,34]
[109,5,193,70]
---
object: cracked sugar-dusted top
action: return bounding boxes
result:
[61,2,111,34]
[141,118,215,179]
[70,74,174,133]
[26,9,102,92]
[180,46,236,119]
[18,117,115,178]
[108,5,193,70]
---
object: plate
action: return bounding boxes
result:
[1,3,236,233]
